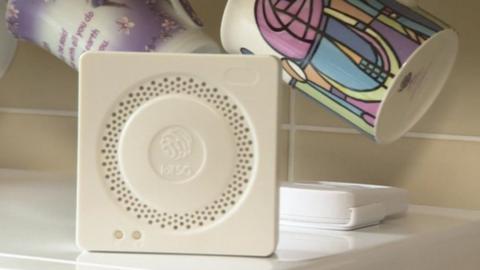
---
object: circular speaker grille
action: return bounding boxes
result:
[100,75,255,231]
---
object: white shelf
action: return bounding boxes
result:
[1,169,480,270]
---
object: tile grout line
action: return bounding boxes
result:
[287,88,296,183]
[2,107,479,143]
[282,124,480,143]
[403,131,480,143]
[0,107,78,118]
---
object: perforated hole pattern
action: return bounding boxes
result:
[100,75,255,231]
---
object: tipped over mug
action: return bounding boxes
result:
[1,0,219,73]
[222,0,459,143]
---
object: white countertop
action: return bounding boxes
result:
[1,169,480,270]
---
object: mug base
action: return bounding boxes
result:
[375,29,459,144]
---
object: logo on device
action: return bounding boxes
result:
[150,126,204,182]
[159,127,193,161]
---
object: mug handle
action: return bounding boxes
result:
[396,0,420,8]
[165,0,203,28]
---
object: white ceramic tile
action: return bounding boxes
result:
[0,112,77,172]
[0,43,78,110]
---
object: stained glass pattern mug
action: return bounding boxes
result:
[222,0,459,143]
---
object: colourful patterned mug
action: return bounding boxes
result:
[222,0,459,143]
[2,0,219,70]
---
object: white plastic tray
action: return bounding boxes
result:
[280,182,409,231]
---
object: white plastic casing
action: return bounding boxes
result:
[280,182,409,231]
[77,53,281,257]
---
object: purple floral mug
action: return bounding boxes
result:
[1,0,219,70]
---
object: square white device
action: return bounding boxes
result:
[77,53,281,257]
[280,182,409,231]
